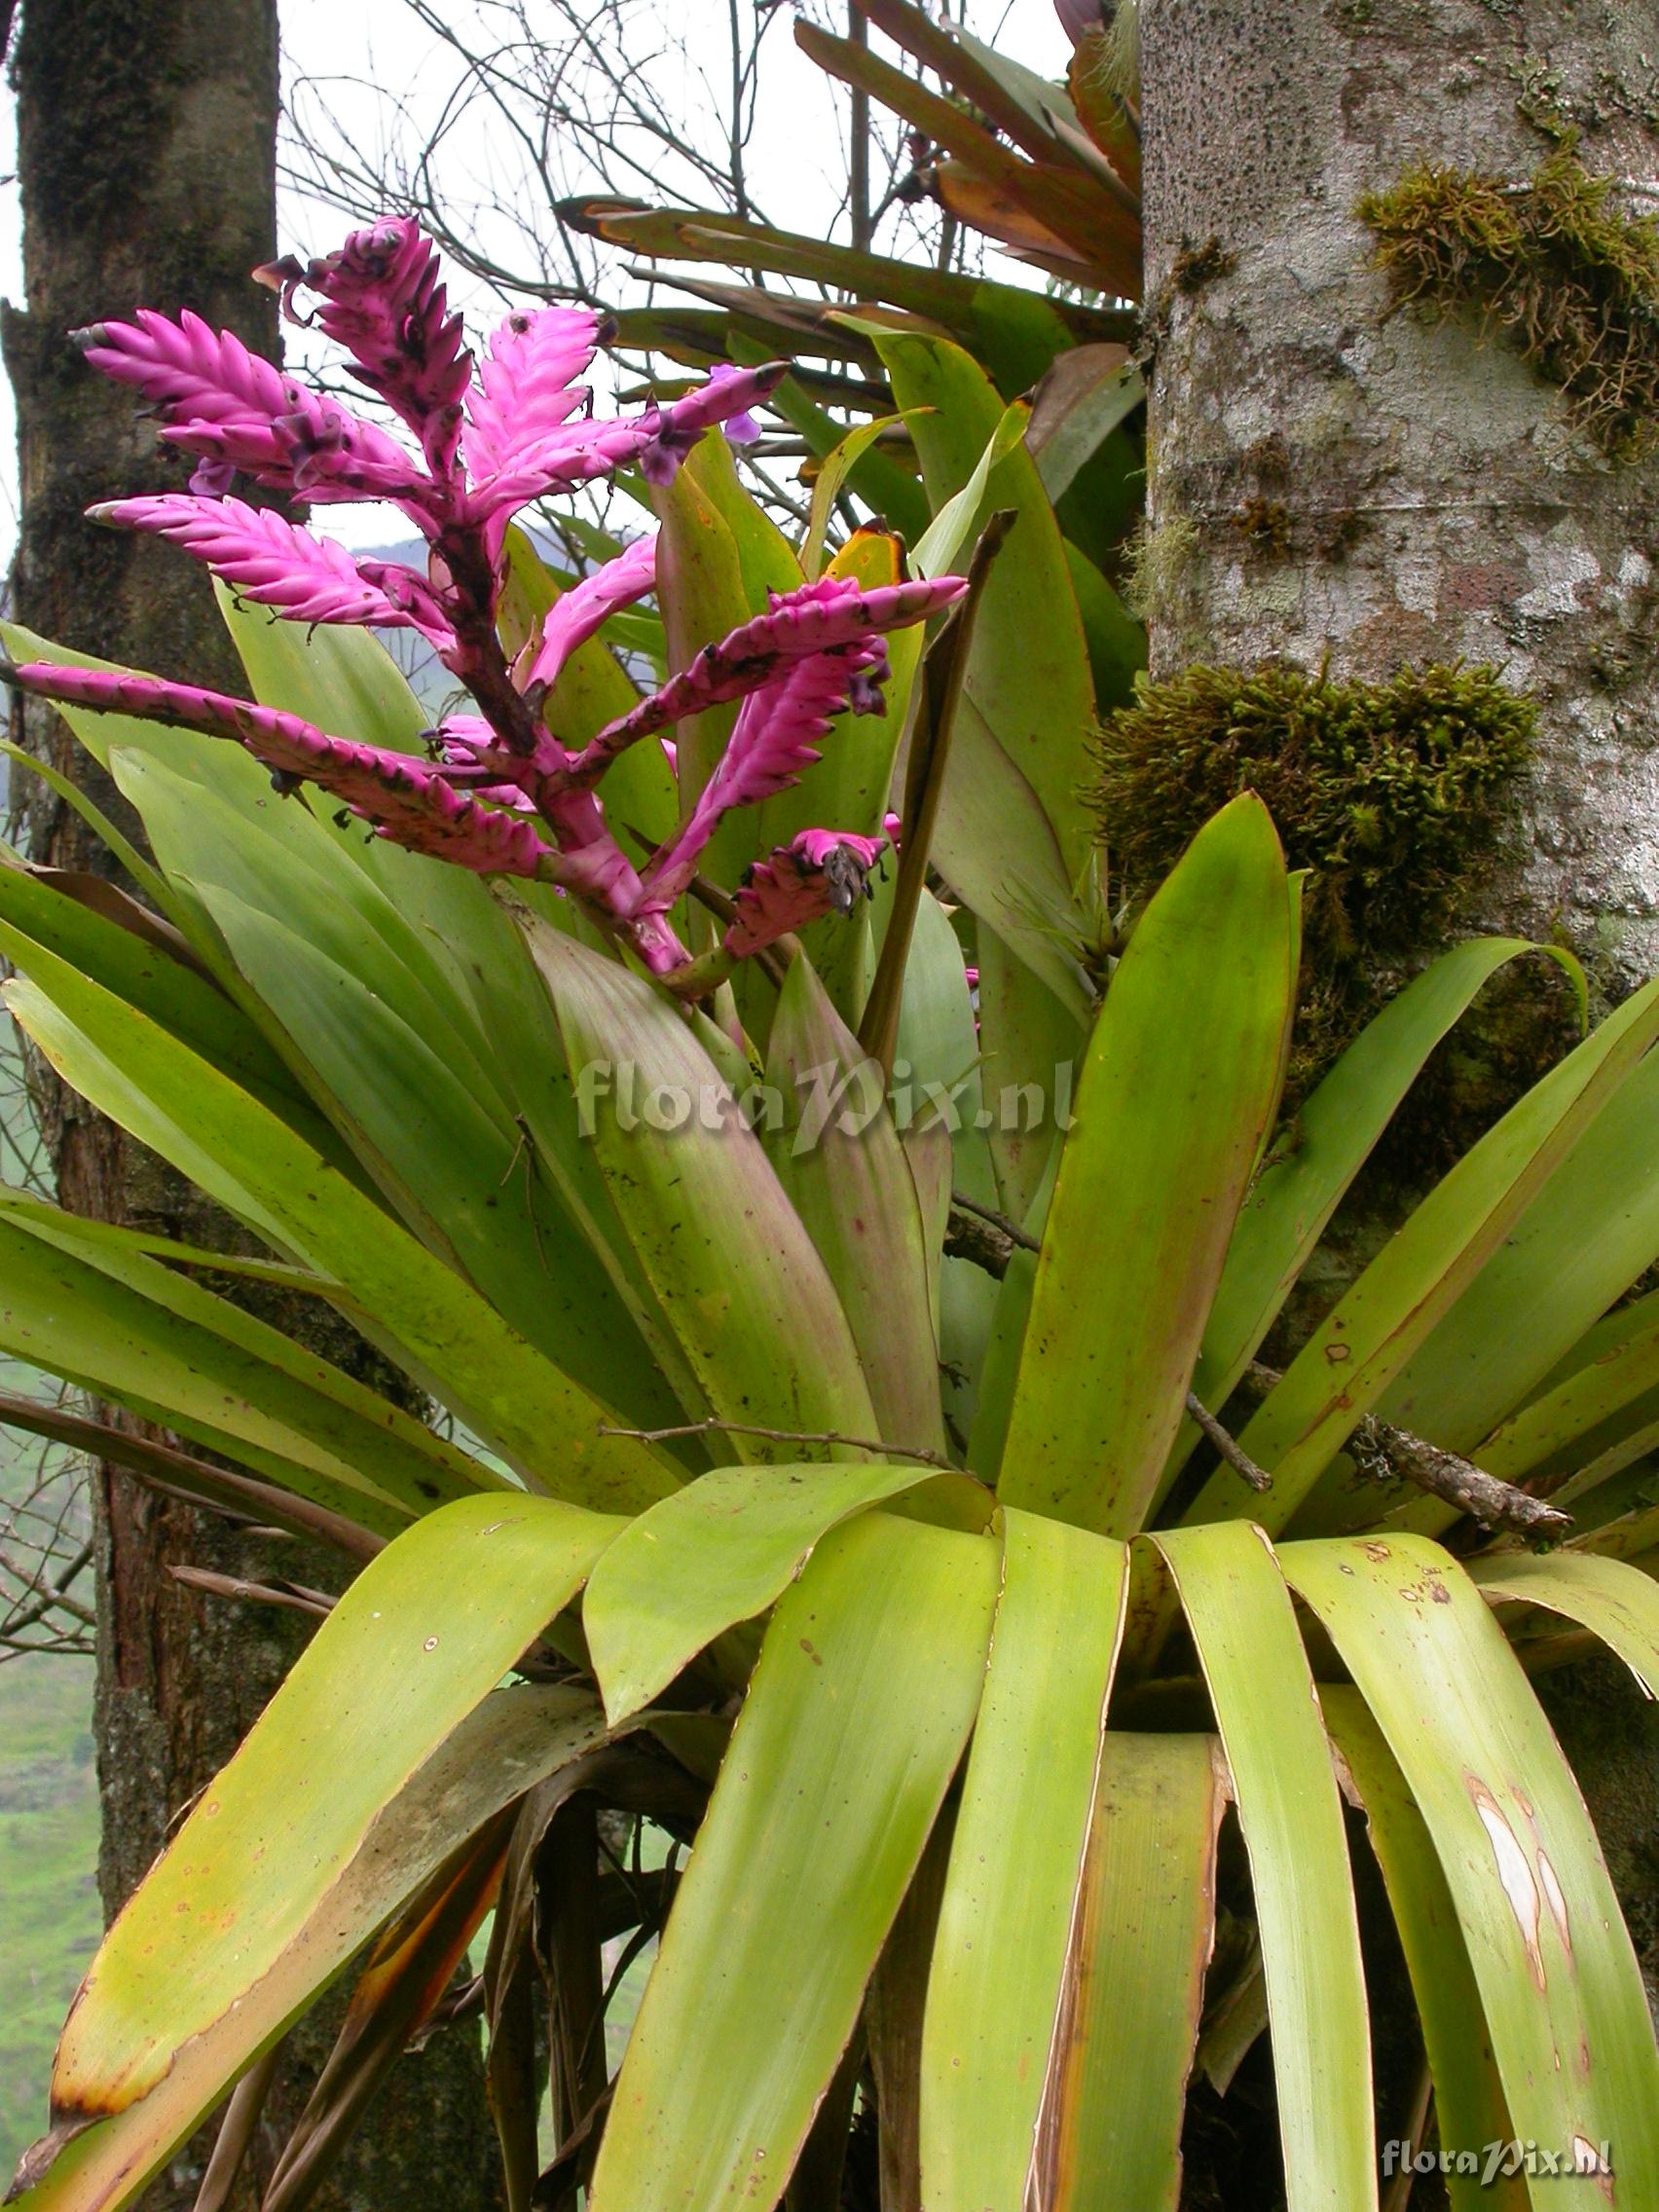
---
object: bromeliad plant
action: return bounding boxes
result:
[4,219,1659,2212]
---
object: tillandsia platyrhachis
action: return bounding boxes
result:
[2,215,966,989]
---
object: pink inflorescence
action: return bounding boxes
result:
[13,215,967,983]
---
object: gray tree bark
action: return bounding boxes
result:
[1138,0,1659,2020]
[4,2,498,2200]
[1140,0,1659,990]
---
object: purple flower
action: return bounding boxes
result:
[724,830,886,957]
[257,216,471,476]
[45,217,967,988]
[88,495,453,643]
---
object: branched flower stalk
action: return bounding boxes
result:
[3,216,966,991]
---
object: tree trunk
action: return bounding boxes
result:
[1139,0,1659,988]
[1138,0,1659,2021]
[4,3,498,2200]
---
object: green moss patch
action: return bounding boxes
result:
[1358,148,1659,456]
[1091,660,1534,1085]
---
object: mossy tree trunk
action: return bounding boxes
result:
[1137,0,1659,2043]
[1139,0,1659,992]
[4,3,498,2201]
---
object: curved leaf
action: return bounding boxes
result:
[1198,977,1659,1531]
[588,1510,998,2212]
[1469,1549,1659,1696]
[1323,1688,1524,2212]
[1283,1535,1659,2195]
[15,1682,608,2212]
[5,962,679,1511]
[522,919,878,1453]
[55,1495,614,2115]
[1001,796,1292,1537]
[920,1509,1127,2211]
[1038,1733,1226,2212]
[582,1461,942,1722]
[1154,1522,1377,2212]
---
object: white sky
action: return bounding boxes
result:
[0,0,1074,554]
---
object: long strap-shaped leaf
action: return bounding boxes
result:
[588,1510,999,2212]
[763,960,947,1459]
[583,1461,947,1723]
[0,1208,472,1532]
[1283,1535,1659,2198]
[188,880,682,1428]
[1323,1689,1525,2212]
[15,1673,613,2212]
[1195,976,1659,1531]
[5,958,678,1512]
[1035,1733,1227,2212]
[1001,796,1293,1537]
[1320,1042,1659,1542]
[919,1508,1127,2211]
[1471,1301,1659,1499]
[524,920,879,1455]
[1469,1550,1659,1695]
[1171,940,1568,1484]
[1153,1522,1378,2212]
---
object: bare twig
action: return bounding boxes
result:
[167,1566,338,1619]
[598,1419,950,1468]
[1182,1394,1273,1493]
[0,1387,387,1562]
[1241,1362,1571,1539]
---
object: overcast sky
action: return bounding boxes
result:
[0,0,1073,554]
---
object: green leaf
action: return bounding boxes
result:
[523,920,879,1453]
[1154,1523,1377,2212]
[55,1499,614,2119]
[1322,1688,1524,2212]
[5,963,679,1512]
[1282,1535,1659,2194]
[1348,1038,1659,1538]
[1469,1550,1659,1695]
[215,577,428,750]
[187,880,679,1428]
[802,412,917,580]
[975,928,1083,1222]
[0,849,294,1100]
[588,1509,998,2212]
[1178,941,1559,1490]
[583,1461,944,1721]
[1001,797,1293,1536]
[925,691,1092,1018]
[895,891,1001,1434]
[1198,976,1659,1532]
[1473,1303,1659,1503]
[682,428,802,607]
[0,1191,487,1526]
[1029,353,1145,507]
[873,328,1096,881]
[1039,1733,1226,2212]
[17,1680,610,2212]
[763,960,945,1456]
[920,1509,1127,2210]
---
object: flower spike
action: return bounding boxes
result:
[258,215,471,474]
[54,217,966,994]
[72,310,423,507]
[724,830,886,957]
[89,496,455,645]
[2,662,546,878]
[568,571,967,788]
